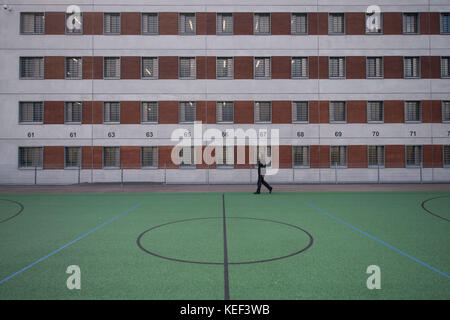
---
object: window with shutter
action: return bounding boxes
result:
[292,101,309,123]
[103,102,120,123]
[291,13,307,34]
[255,102,271,123]
[179,13,196,34]
[65,102,82,123]
[66,57,82,79]
[19,102,43,123]
[293,146,310,167]
[403,13,419,34]
[329,57,346,78]
[142,57,158,79]
[444,145,450,167]
[20,57,44,79]
[142,13,158,34]
[328,13,345,34]
[19,147,43,168]
[367,57,383,78]
[179,57,196,79]
[255,57,271,79]
[216,102,234,123]
[441,13,450,34]
[405,101,421,122]
[142,147,158,168]
[65,147,81,168]
[443,101,450,122]
[367,101,384,122]
[217,13,233,34]
[406,145,422,167]
[142,102,158,123]
[368,146,385,167]
[254,13,270,34]
[441,57,450,78]
[404,57,420,78]
[291,57,308,78]
[179,102,196,123]
[20,13,44,34]
[216,57,233,79]
[103,147,120,168]
[330,146,347,168]
[104,13,121,34]
[104,57,120,79]
[330,101,346,123]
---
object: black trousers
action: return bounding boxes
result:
[256,175,272,193]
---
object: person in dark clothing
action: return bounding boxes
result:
[254,159,272,194]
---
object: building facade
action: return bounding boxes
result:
[0,0,450,185]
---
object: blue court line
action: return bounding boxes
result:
[304,202,450,279]
[0,202,143,286]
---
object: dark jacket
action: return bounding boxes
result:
[257,160,266,177]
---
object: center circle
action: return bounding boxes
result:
[136,217,313,265]
[0,199,24,224]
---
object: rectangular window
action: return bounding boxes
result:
[179,146,195,167]
[442,101,450,122]
[366,12,382,34]
[19,147,43,168]
[104,57,120,79]
[179,13,196,35]
[404,57,420,78]
[441,57,450,78]
[142,13,158,34]
[20,13,44,34]
[367,57,383,78]
[368,146,385,168]
[216,101,234,123]
[142,57,158,79]
[65,102,82,123]
[217,13,233,34]
[293,146,310,168]
[216,57,233,79]
[328,13,345,34]
[65,147,81,168]
[405,101,421,122]
[329,57,346,79]
[403,13,419,34]
[330,146,347,168]
[444,145,450,167]
[254,13,270,34]
[255,102,272,123]
[20,57,44,79]
[104,13,121,34]
[292,101,309,123]
[19,102,43,123]
[142,146,158,168]
[406,145,422,167]
[367,101,384,122]
[254,57,271,79]
[330,101,346,123]
[291,13,307,34]
[103,102,120,123]
[291,57,309,78]
[65,57,82,79]
[255,145,272,166]
[66,12,83,34]
[441,13,450,34]
[103,147,120,168]
[216,146,234,168]
[179,102,196,123]
[179,57,196,79]
[142,102,158,123]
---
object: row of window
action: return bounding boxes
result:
[17,145,450,169]
[19,56,450,80]
[20,12,450,35]
[18,101,450,124]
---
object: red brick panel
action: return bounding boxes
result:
[277,145,292,169]
[384,100,404,123]
[158,56,179,79]
[196,101,207,123]
[234,13,253,35]
[319,56,329,79]
[309,56,318,79]
[159,12,178,35]
[422,145,442,168]
[82,101,103,124]
[206,101,216,124]
[45,12,65,35]
[82,56,103,79]
[319,101,329,123]
[420,12,441,35]
[346,13,365,35]
[158,146,178,169]
[310,145,330,168]
[421,56,441,79]
[121,56,141,79]
[385,145,405,168]
[44,57,65,79]
[44,146,64,169]
[82,146,103,169]
[120,101,140,124]
[271,56,291,79]
[121,12,141,35]
[384,56,403,79]
[272,101,291,123]
[308,13,328,35]
[158,101,178,124]
[348,145,367,168]
[196,12,216,35]
[120,146,141,169]
[196,56,216,79]
[347,100,367,123]
[234,101,254,124]
[234,56,254,79]
[309,101,319,123]
[84,12,103,35]
[384,12,403,35]
[271,13,291,35]
[44,101,64,124]
[422,100,442,123]
[346,56,366,79]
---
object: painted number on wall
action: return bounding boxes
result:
[409,131,416,137]
[335,131,343,137]
[297,132,305,138]
[372,131,380,137]
[69,132,77,138]
[27,132,35,138]
[146,132,154,138]
[108,132,115,138]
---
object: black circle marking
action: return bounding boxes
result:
[0,199,24,224]
[421,195,450,222]
[136,216,313,265]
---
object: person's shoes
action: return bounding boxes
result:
[254,192,260,195]
[269,187,273,194]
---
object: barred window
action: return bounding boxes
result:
[66,12,83,34]
[19,102,43,123]
[19,147,43,168]
[216,57,233,79]
[441,57,450,78]
[217,146,234,167]
[20,13,44,34]
[254,13,270,34]
[142,102,158,123]
[367,101,384,122]
[403,13,419,34]
[255,145,271,166]
[404,57,420,78]
[293,146,310,168]
[291,57,308,78]
[142,147,158,168]
[65,147,81,168]
[65,102,82,123]
[217,13,233,34]
[292,101,308,123]
[104,57,120,79]
[365,12,382,34]
[179,13,196,35]
[442,101,450,122]
[103,102,120,123]
[179,57,196,79]
[406,145,422,167]
[179,146,195,167]
[103,147,120,168]
[441,13,450,34]
[330,101,346,123]
[255,102,271,123]
[142,57,158,79]
[216,101,234,123]
[20,57,44,79]
[66,57,82,79]
[179,102,196,123]
[291,13,307,34]
[329,57,346,78]
[255,57,271,79]
[328,13,345,34]
[405,101,421,122]
[104,13,121,34]
[444,145,450,167]
[367,57,383,78]
[142,13,158,34]
[368,146,385,168]
[330,146,347,168]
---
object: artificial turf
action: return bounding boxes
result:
[0,191,449,299]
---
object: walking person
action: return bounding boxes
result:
[254,155,273,194]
